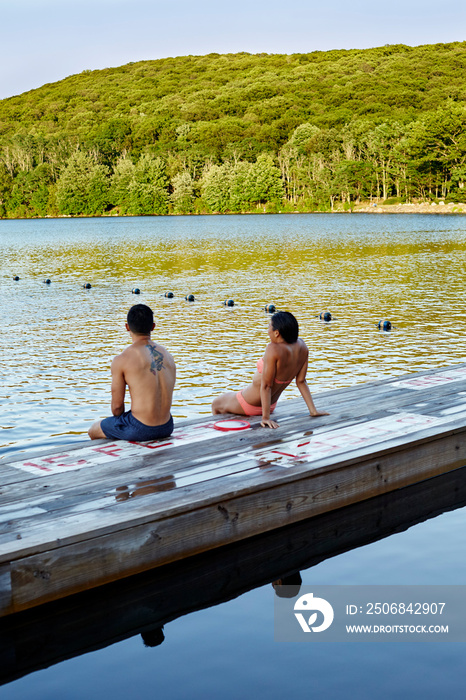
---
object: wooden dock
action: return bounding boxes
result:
[2,363,466,617]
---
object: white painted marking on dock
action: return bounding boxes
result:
[0,499,57,513]
[67,498,119,514]
[439,405,466,415]
[10,421,245,476]
[391,367,466,390]
[255,412,445,466]
[192,449,247,464]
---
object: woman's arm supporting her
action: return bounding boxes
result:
[295,359,329,417]
[260,348,280,429]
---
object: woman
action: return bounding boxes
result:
[212,311,328,428]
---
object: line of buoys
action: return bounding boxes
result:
[5,279,398,332]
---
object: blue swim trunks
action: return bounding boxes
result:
[101,411,174,442]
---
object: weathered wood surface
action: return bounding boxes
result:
[2,464,466,686]
[2,363,466,616]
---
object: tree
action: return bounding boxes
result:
[200,163,232,212]
[87,118,133,166]
[7,164,53,216]
[229,161,251,211]
[244,154,284,205]
[127,154,169,215]
[171,171,195,213]
[0,163,13,216]
[110,157,135,212]
[333,160,375,204]
[287,123,321,155]
[56,152,110,215]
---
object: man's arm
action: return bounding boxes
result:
[110,355,126,416]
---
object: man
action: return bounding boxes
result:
[88,304,176,441]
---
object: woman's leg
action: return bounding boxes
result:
[212,391,246,415]
[88,419,107,439]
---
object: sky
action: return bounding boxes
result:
[0,0,465,100]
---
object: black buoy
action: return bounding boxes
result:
[223,299,235,307]
[13,276,20,281]
[83,283,92,289]
[132,288,141,295]
[378,320,392,331]
[164,291,174,298]
[43,278,51,285]
[264,304,276,313]
[185,294,195,302]
[319,311,332,322]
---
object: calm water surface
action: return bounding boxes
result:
[1,214,466,698]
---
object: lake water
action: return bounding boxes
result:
[1,213,466,698]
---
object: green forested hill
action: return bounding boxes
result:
[1,42,466,217]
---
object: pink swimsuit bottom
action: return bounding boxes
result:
[235,357,293,416]
[236,391,277,416]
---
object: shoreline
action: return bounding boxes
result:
[1,202,466,221]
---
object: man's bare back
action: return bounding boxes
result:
[88,305,176,441]
[112,338,175,425]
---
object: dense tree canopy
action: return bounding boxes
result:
[0,42,465,216]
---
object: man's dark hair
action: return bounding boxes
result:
[271,311,299,344]
[127,304,154,334]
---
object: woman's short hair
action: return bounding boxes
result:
[127,304,154,334]
[271,311,299,343]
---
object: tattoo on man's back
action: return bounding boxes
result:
[147,344,164,374]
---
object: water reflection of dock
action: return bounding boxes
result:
[2,465,466,686]
[2,364,466,618]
